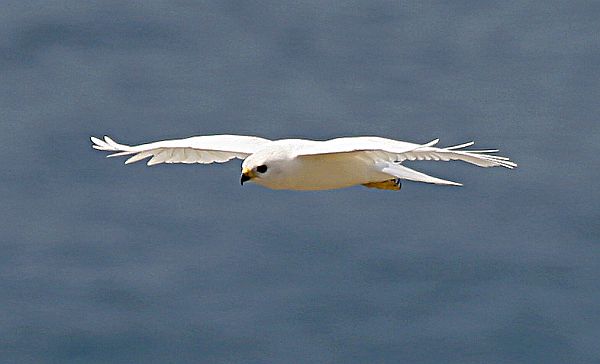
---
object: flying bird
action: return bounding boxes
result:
[91,134,516,191]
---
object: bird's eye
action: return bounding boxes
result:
[256,165,268,173]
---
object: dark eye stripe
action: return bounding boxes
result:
[256,165,268,173]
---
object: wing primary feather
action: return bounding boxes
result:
[424,138,440,147]
[126,151,154,164]
[107,151,135,158]
[103,136,120,148]
[147,149,168,166]
[468,149,500,153]
[445,141,475,150]
[90,136,107,148]
[91,136,112,150]
[147,157,161,166]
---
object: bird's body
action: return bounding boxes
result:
[91,134,516,191]
[243,141,393,190]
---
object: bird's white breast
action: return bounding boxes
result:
[251,142,391,190]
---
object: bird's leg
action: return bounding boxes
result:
[361,179,402,191]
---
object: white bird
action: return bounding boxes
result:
[91,134,516,191]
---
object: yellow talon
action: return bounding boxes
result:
[362,179,402,191]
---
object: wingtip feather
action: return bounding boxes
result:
[107,151,134,158]
[103,136,118,147]
[91,136,110,150]
[425,138,440,147]
[446,141,475,150]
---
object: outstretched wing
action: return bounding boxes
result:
[91,135,271,166]
[296,136,517,169]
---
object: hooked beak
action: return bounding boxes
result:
[240,167,255,185]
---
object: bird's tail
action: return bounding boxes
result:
[380,163,462,186]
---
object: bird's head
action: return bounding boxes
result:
[240,148,293,188]
[240,163,268,185]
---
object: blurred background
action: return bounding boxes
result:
[1,1,599,363]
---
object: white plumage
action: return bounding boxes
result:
[91,135,269,165]
[91,134,516,190]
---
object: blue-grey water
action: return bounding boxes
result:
[1,1,599,363]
